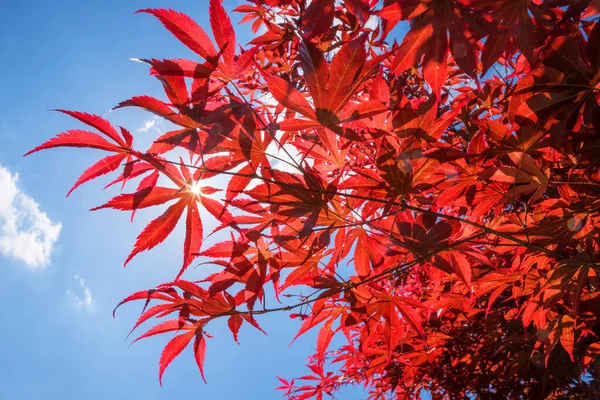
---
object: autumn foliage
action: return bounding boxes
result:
[28,0,600,398]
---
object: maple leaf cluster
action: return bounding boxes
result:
[28,0,600,398]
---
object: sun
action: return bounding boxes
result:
[188,180,203,195]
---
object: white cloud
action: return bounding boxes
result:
[67,275,94,311]
[0,165,62,268]
[137,115,163,133]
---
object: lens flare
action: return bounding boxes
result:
[188,180,203,195]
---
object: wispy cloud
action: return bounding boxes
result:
[137,115,163,134]
[0,165,62,268]
[67,275,94,311]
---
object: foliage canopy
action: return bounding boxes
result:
[29,0,600,398]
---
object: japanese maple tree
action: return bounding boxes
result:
[28,0,600,398]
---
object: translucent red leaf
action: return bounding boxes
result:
[316,317,335,362]
[353,230,371,277]
[25,130,119,156]
[583,343,600,367]
[394,298,424,336]
[560,315,575,361]
[299,41,329,109]
[67,153,127,197]
[137,9,217,60]
[326,37,367,113]
[133,319,186,344]
[241,314,267,336]
[467,131,488,156]
[158,74,188,107]
[291,307,333,344]
[278,118,320,131]
[226,163,254,201]
[261,72,316,119]
[231,46,258,79]
[481,31,509,74]
[423,26,448,99]
[339,100,389,123]
[201,195,233,225]
[209,0,236,66]
[178,201,203,279]
[199,241,237,258]
[228,314,243,344]
[117,95,196,128]
[158,330,195,386]
[91,187,180,211]
[448,20,477,77]
[55,109,124,145]
[146,58,214,79]
[302,0,335,40]
[376,1,428,21]
[391,22,433,75]
[128,303,180,338]
[451,252,473,290]
[280,261,318,292]
[125,199,187,265]
[148,129,198,155]
[193,332,208,383]
[120,127,134,147]
[104,162,154,189]
[515,14,536,63]
[113,288,178,318]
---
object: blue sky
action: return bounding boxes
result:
[0,1,378,399]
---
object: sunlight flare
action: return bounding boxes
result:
[188,180,203,195]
